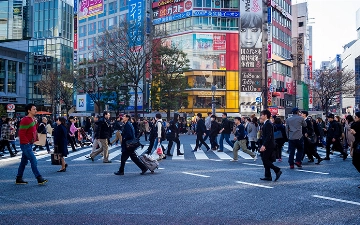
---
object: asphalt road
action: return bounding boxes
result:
[0,134,359,225]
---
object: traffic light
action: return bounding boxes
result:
[276,87,287,92]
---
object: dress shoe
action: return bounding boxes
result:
[290,165,294,169]
[217,150,223,152]
[343,154,348,160]
[57,168,66,172]
[166,153,173,156]
[140,169,147,175]
[230,159,238,162]
[260,177,272,181]
[10,154,16,157]
[358,185,360,189]
[177,152,184,156]
[274,171,282,182]
[103,161,112,163]
[323,157,330,160]
[295,162,302,168]
[315,158,323,165]
[114,171,124,175]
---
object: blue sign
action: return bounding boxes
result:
[267,7,272,24]
[192,10,240,18]
[74,0,77,14]
[256,97,262,103]
[128,0,145,46]
[153,11,192,25]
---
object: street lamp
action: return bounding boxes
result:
[211,85,216,115]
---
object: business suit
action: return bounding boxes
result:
[118,121,147,174]
[261,120,280,179]
[193,118,210,151]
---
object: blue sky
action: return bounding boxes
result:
[294,0,360,69]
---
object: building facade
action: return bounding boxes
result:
[27,0,74,112]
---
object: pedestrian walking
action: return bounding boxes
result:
[111,116,123,146]
[1,118,16,157]
[285,107,307,169]
[53,117,69,172]
[153,113,166,158]
[247,117,259,152]
[218,112,234,152]
[166,113,183,156]
[192,113,210,152]
[33,117,51,153]
[66,116,77,152]
[230,117,256,161]
[209,115,220,150]
[344,115,355,156]
[324,113,347,160]
[203,112,212,142]
[89,111,112,163]
[15,104,47,185]
[259,109,282,182]
[350,112,360,188]
[114,114,147,175]
[273,117,287,162]
[9,118,18,154]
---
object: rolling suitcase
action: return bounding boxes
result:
[138,154,159,173]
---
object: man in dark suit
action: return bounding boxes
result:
[114,114,147,175]
[192,113,210,152]
[259,110,282,182]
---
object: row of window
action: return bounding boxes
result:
[0,59,19,93]
[193,0,238,9]
[272,42,292,62]
[272,9,291,30]
[79,15,126,38]
[273,0,292,15]
[270,62,291,77]
[272,26,291,47]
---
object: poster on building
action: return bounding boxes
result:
[213,33,226,50]
[79,0,103,19]
[240,0,263,93]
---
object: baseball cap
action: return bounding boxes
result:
[327,113,334,119]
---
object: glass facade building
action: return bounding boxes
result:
[27,0,74,107]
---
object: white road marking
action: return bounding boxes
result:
[47,146,93,161]
[236,181,273,189]
[212,150,232,160]
[242,163,263,167]
[297,169,329,175]
[182,172,210,178]
[190,144,209,159]
[312,195,360,206]
[172,144,185,160]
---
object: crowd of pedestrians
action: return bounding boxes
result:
[2,104,359,188]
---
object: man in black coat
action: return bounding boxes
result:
[218,112,234,152]
[301,111,323,164]
[89,111,112,163]
[259,110,282,182]
[324,113,347,160]
[209,115,220,150]
[166,113,183,156]
[114,114,147,175]
[192,113,210,152]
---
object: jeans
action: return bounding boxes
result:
[288,137,304,165]
[153,138,166,152]
[17,143,41,178]
[219,133,233,151]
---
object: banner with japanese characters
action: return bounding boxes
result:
[240,0,263,93]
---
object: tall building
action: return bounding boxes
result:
[152,0,240,115]
[292,2,312,112]
[27,0,74,112]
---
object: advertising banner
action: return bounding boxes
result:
[74,14,78,50]
[192,10,239,17]
[126,92,143,110]
[74,0,77,13]
[309,89,313,109]
[267,78,272,106]
[213,34,226,50]
[79,0,104,20]
[76,94,87,111]
[240,0,263,93]
[128,0,145,47]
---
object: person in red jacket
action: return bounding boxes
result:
[15,104,47,185]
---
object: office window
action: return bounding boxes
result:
[88,22,96,35]
[8,61,17,93]
[109,1,117,14]
[0,59,5,92]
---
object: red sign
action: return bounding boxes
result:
[309,55,312,80]
[74,34,78,50]
[268,107,278,115]
[267,78,272,106]
[213,34,226,50]
[267,43,272,61]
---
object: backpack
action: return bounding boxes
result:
[157,121,166,141]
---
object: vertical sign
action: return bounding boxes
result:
[308,55,312,108]
[128,0,145,47]
[74,14,78,50]
[297,33,304,63]
[74,0,77,13]
[267,78,272,106]
[240,0,263,93]
[267,6,272,62]
[309,89,313,109]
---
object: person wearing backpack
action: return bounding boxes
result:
[230,117,256,161]
[218,112,234,152]
[153,113,167,158]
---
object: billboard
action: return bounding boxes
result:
[240,0,263,93]
[128,0,145,47]
[76,94,94,112]
[79,0,104,20]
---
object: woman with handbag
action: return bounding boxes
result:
[350,112,360,188]
[53,117,69,172]
[114,114,147,176]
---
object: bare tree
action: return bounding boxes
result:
[95,20,165,118]
[151,45,190,120]
[312,69,356,114]
[38,69,75,115]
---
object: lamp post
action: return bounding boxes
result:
[263,56,294,109]
[211,85,216,115]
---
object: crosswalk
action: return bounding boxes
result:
[0,142,351,163]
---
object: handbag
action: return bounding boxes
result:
[274,130,283,139]
[126,138,141,150]
[156,144,163,155]
[307,135,317,144]
[34,133,46,146]
[51,145,62,165]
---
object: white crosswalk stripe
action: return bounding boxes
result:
[190,144,209,159]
